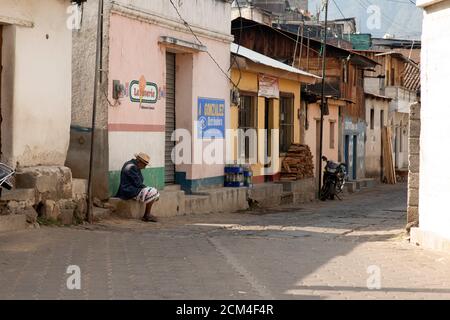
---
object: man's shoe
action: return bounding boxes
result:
[142,215,158,223]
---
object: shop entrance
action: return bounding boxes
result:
[165,52,176,184]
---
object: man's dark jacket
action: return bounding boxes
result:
[116,159,146,200]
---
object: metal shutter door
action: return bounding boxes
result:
[165,53,176,184]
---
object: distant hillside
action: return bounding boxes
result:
[309,0,423,40]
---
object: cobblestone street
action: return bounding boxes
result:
[1,183,449,300]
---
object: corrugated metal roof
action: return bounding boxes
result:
[402,62,421,92]
[231,43,321,80]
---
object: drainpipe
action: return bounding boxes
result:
[318,0,329,198]
[87,0,104,223]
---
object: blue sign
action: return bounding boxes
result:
[197,97,225,139]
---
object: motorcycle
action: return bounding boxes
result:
[320,156,347,201]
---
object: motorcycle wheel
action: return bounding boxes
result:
[329,182,336,200]
[320,184,329,201]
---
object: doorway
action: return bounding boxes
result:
[352,135,357,180]
[165,52,176,185]
[264,98,272,181]
[315,119,321,183]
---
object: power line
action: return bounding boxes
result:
[331,0,346,20]
[168,0,239,89]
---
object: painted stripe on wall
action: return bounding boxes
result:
[109,167,165,197]
[109,131,166,171]
[108,123,165,132]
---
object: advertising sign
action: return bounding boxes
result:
[258,74,279,99]
[129,80,158,105]
[197,97,225,139]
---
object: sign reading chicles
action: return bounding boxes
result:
[197,97,225,139]
[258,74,279,99]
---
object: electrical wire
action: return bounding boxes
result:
[168,0,239,89]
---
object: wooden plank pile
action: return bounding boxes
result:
[280,144,315,181]
[382,127,397,184]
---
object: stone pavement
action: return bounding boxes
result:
[1,183,450,300]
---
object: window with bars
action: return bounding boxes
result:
[280,94,294,153]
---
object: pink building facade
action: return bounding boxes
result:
[69,0,233,197]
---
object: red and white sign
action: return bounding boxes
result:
[258,74,279,99]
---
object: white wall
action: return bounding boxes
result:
[1,0,72,167]
[418,0,450,239]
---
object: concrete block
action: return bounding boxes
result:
[281,192,294,205]
[247,183,282,208]
[409,120,421,137]
[409,103,420,120]
[205,188,249,213]
[15,166,73,200]
[407,206,419,224]
[41,200,60,220]
[408,172,419,190]
[74,198,87,220]
[58,209,74,225]
[93,207,111,221]
[72,179,87,199]
[278,178,316,204]
[153,190,185,217]
[346,181,357,193]
[0,214,27,232]
[0,189,36,203]
[23,208,38,224]
[409,156,420,173]
[185,195,212,215]
[110,198,145,219]
[408,138,420,154]
[407,188,419,208]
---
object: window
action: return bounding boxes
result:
[330,121,335,149]
[370,109,375,130]
[380,110,384,128]
[238,95,256,160]
[280,94,294,153]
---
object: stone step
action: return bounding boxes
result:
[109,198,144,219]
[0,188,35,203]
[109,189,185,219]
[163,184,181,191]
[152,190,185,217]
[248,183,283,208]
[281,192,294,205]
[93,207,112,221]
[72,179,87,199]
[0,214,27,232]
[185,195,213,215]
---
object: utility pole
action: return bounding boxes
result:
[318,0,329,198]
[87,0,104,223]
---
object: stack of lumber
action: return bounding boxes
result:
[382,127,397,184]
[280,144,315,181]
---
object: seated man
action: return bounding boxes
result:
[116,152,160,222]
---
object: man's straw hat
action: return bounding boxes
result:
[135,152,150,165]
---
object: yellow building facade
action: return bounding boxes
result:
[230,44,319,183]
